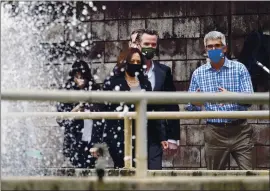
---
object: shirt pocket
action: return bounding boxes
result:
[221,73,240,92]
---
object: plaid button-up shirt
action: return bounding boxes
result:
[185,57,254,123]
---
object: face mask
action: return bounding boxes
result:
[75,78,85,87]
[207,49,224,63]
[126,63,141,77]
[141,47,156,60]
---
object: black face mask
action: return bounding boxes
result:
[125,63,141,77]
[141,47,156,60]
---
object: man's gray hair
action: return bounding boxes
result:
[204,31,226,47]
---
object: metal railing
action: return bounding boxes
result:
[1,89,269,178]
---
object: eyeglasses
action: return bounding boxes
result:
[206,44,223,49]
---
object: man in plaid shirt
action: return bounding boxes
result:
[186,31,254,170]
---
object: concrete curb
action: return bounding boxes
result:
[36,168,269,177]
[2,176,269,190]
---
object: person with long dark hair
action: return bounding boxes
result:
[56,60,104,168]
[102,48,168,169]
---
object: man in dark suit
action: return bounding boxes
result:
[130,29,181,169]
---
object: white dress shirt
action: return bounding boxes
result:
[81,109,93,143]
[145,62,179,146]
[146,62,155,91]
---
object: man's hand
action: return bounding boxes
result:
[168,142,178,150]
[161,141,169,150]
[218,87,229,93]
[163,142,178,157]
[218,87,230,106]
[191,88,203,106]
[165,142,178,156]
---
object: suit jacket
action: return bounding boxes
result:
[152,61,180,141]
[102,74,167,144]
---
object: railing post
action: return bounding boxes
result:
[135,99,148,178]
[124,117,132,169]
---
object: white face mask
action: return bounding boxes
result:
[76,78,85,87]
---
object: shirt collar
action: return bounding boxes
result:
[223,57,233,68]
[150,61,155,71]
[145,61,155,74]
[206,57,232,70]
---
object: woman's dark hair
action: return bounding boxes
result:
[113,48,147,79]
[69,60,92,81]
[65,60,99,90]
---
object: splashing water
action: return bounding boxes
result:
[118,105,129,118]
[1,3,49,176]
[1,1,116,175]
[1,2,70,176]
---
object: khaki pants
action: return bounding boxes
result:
[204,121,254,170]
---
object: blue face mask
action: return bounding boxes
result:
[207,49,224,63]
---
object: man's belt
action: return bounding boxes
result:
[207,119,247,127]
